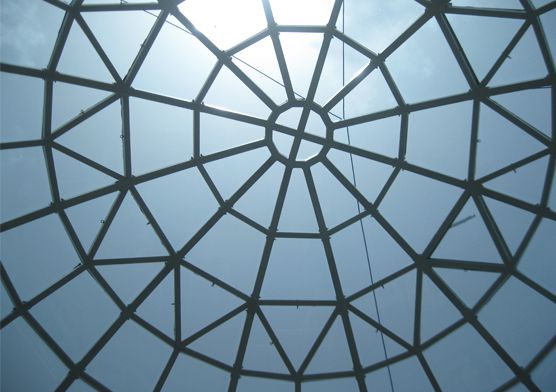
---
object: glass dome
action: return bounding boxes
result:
[1,0,555,391]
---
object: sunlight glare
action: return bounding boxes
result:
[269,0,335,26]
[178,0,267,50]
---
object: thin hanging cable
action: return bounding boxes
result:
[121,1,346,119]
[341,3,395,391]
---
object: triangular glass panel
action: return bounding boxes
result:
[434,267,500,308]
[0,1,64,69]
[433,198,503,263]
[0,147,51,222]
[234,162,284,228]
[278,169,319,232]
[349,311,404,367]
[479,277,556,366]
[137,168,218,250]
[492,88,552,138]
[188,311,246,365]
[200,113,264,155]
[243,314,289,373]
[204,147,270,199]
[0,214,78,300]
[343,0,423,53]
[97,262,163,304]
[53,150,116,200]
[311,162,359,229]
[162,353,230,391]
[51,81,112,131]
[484,196,535,255]
[233,36,288,106]
[424,323,514,391]
[305,318,353,373]
[490,27,548,87]
[135,271,175,338]
[133,15,216,100]
[56,100,123,174]
[270,0,335,25]
[518,218,556,295]
[31,272,119,360]
[476,103,545,178]
[279,33,323,98]
[0,318,67,391]
[186,214,266,294]
[331,220,377,296]
[95,192,168,259]
[0,73,43,143]
[362,217,415,284]
[65,192,118,253]
[181,267,243,338]
[261,305,334,369]
[374,269,415,344]
[386,19,469,103]
[204,65,271,118]
[262,238,336,300]
[484,155,548,204]
[83,11,155,78]
[130,97,193,175]
[447,14,522,81]
[315,36,370,107]
[389,355,435,392]
[178,0,266,50]
[87,320,172,392]
[334,217,413,296]
[331,68,398,119]
[419,274,462,342]
[407,101,472,179]
[379,170,462,252]
[58,21,113,82]
[335,115,400,158]
[327,148,395,206]
[352,269,416,344]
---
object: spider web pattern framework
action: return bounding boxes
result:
[1,0,555,391]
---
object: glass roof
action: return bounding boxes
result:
[1,0,555,391]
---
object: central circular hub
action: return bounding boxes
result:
[267,101,331,167]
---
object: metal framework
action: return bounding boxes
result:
[1,0,555,391]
